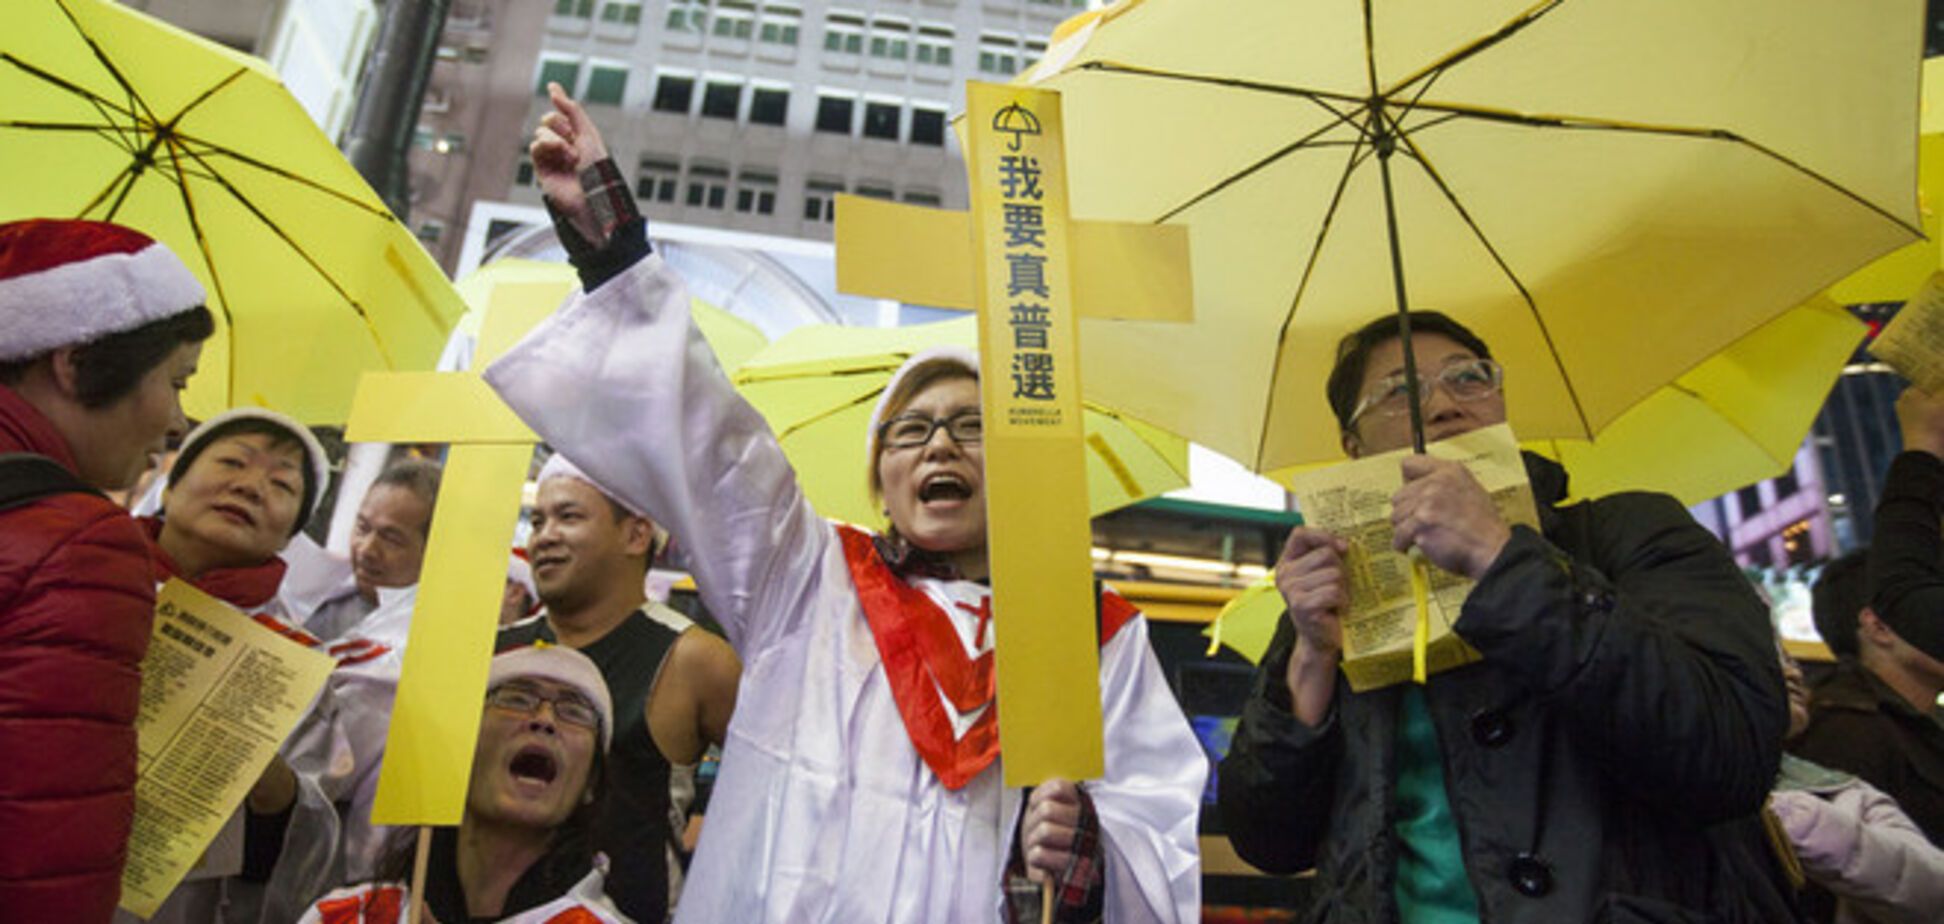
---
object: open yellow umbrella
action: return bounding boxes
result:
[0,0,465,423]
[731,317,1190,527]
[1025,0,1922,471]
[446,259,766,374]
[1828,58,1944,306]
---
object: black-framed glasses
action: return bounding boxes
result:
[1348,358,1504,426]
[486,682,601,731]
[878,409,983,449]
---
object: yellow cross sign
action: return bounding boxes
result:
[836,82,1194,785]
[342,278,573,825]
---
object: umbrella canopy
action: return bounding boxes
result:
[1026,0,1922,471]
[442,259,767,374]
[1828,57,1944,306]
[731,316,1190,527]
[0,0,465,424]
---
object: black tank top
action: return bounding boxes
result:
[499,607,681,922]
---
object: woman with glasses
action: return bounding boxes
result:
[299,644,632,923]
[479,86,1204,923]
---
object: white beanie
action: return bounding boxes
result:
[167,407,331,532]
[865,346,979,455]
[537,453,669,556]
[0,219,206,361]
[488,642,615,750]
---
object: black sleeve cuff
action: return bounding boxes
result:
[542,157,651,292]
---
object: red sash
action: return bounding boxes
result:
[835,525,1138,790]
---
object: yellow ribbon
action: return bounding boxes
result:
[1410,550,1432,684]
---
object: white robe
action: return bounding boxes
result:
[484,254,1204,924]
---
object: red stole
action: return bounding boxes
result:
[834,525,1138,790]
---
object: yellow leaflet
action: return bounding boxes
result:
[965,82,1104,785]
[370,442,533,824]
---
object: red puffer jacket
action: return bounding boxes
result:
[0,385,158,923]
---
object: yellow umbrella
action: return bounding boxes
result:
[449,259,766,374]
[731,316,1190,527]
[1,0,465,424]
[1024,0,1922,471]
[1828,58,1944,306]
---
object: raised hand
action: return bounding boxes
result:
[529,82,612,246]
[1390,455,1511,580]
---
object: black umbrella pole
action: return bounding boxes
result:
[1375,133,1427,454]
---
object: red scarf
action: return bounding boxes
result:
[835,525,1137,790]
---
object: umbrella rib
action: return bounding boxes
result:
[1254,137,1376,470]
[159,137,238,408]
[1400,104,1924,239]
[1382,0,1568,101]
[51,0,165,128]
[168,138,398,368]
[1070,61,1365,114]
[163,138,399,220]
[0,53,145,127]
[1386,108,1596,441]
[1154,105,1372,224]
[168,68,248,127]
[772,387,888,443]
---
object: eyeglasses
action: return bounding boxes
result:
[878,410,983,450]
[486,683,601,732]
[1348,358,1504,426]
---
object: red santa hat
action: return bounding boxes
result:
[0,219,207,362]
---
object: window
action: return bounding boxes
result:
[735,171,778,215]
[665,0,706,32]
[701,80,742,120]
[758,5,800,45]
[814,94,854,134]
[862,101,901,141]
[583,65,628,105]
[435,132,467,154]
[712,0,754,39]
[686,164,730,210]
[652,73,695,113]
[868,19,910,60]
[636,157,680,203]
[515,156,534,186]
[978,34,1018,75]
[909,106,945,146]
[1774,466,1801,500]
[1021,39,1047,70]
[1736,485,1762,518]
[902,189,942,207]
[599,1,642,24]
[916,25,953,66]
[823,12,864,54]
[417,220,444,243]
[804,179,843,222]
[855,183,895,200]
[553,0,594,17]
[535,58,581,97]
[749,86,789,126]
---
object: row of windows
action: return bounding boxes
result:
[515,155,942,221]
[811,93,947,144]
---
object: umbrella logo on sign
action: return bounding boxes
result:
[992,102,1042,152]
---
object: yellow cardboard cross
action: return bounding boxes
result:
[341,277,575,825]
[835,82,1194,785]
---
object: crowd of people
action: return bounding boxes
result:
[2,87,1943,924]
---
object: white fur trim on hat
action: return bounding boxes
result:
[506,552,536,599]
[168,407,331,528]
[0,221,206,361]
[489,643,615,751]
[865,345,979,455]
[537,453,669,556]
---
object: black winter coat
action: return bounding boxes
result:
[1218,453,1795,924]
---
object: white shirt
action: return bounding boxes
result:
[484,254,1204,924]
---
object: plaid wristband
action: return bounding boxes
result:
[580,158,636,243]
[1003,786,1106,924]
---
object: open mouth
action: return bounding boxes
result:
[918,473,974,505]
[212,503,256,527]
[508,745,558,786]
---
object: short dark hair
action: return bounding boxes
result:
[0,306,215,408]
[370,457,443,537]
[1325,311,1493,433]
[1811,550,1868,659]
[166,416,319,537]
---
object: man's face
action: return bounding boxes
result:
[528,477,651,614]
[162,433,306,568]
[875,375,987,554]
[349,483,432,601]
[1343,332,1507,458]
[467,677,598,830]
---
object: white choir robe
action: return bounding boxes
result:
[484,254,1205,924]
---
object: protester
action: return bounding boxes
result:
[1773,638,1944,924]
[284,457,439,643]
[298,643,632,923]
[115,406,338,924]
[0,218,214,921]
[1217,311,1792,921]
[1796,551,1944,844]
[1864,385,1944,663]
[480,85,1204,923]
[497,454,740,923]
